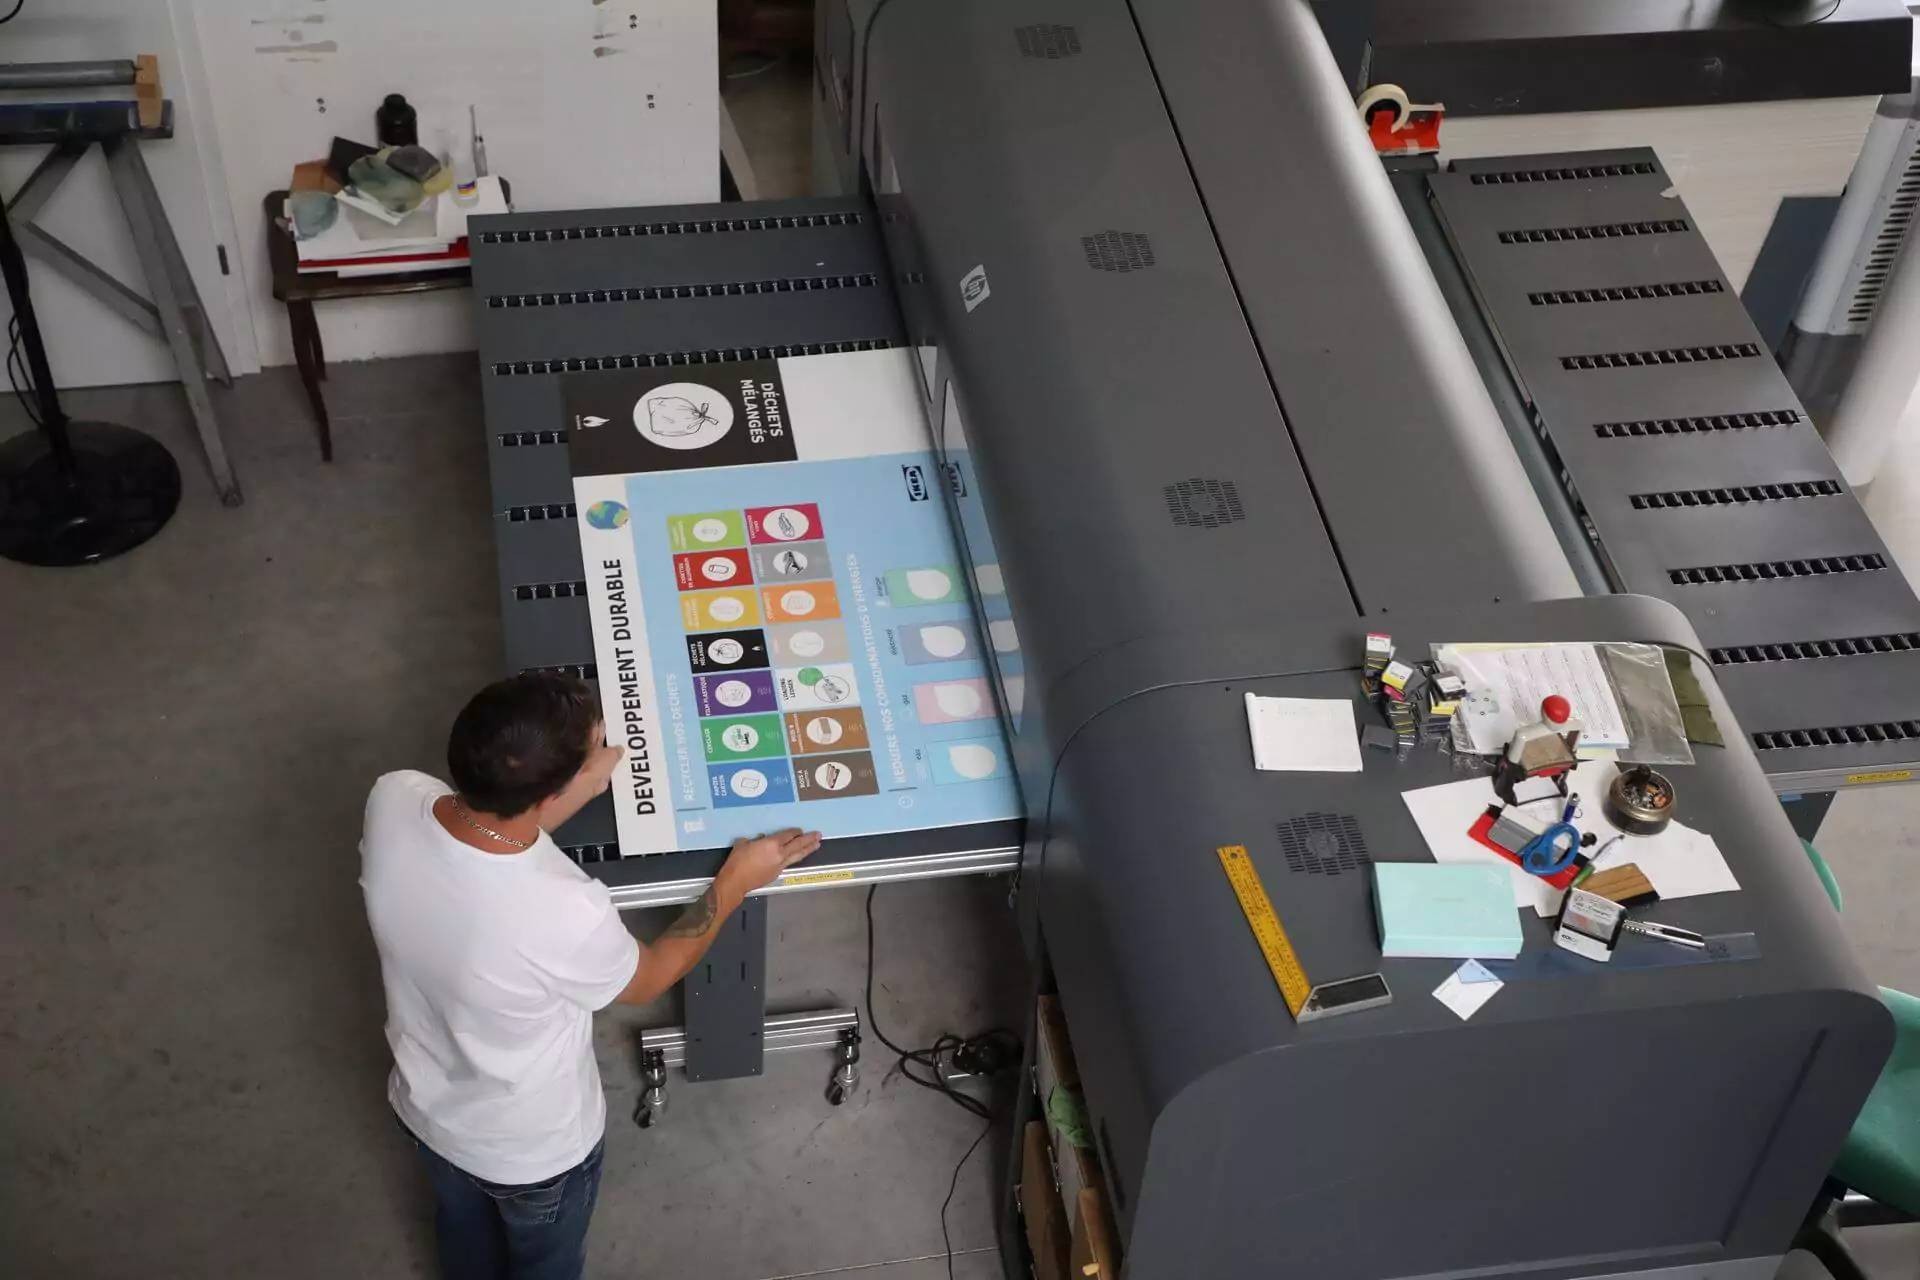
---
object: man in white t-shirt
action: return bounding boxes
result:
[361,672,819,1280]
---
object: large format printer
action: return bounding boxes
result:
[471,2,1920,1277]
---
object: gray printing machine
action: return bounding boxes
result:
[470,2,1920,1277]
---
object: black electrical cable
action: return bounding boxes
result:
[9,319,42,427]
[942,1119,994,1280]
[864,883,1020,1277]
[862,885,1017,1118]
[854,0,899,137]
[7,315,42,429]
[0,1,24,26]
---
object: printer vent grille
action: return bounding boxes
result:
[1753,721,1920,751]
[1559,343,1761,372]
[512,579,589,601]
[1470,161,1656,185]
[1667,555,1887,586]
[1594,410,1801,438]
[499,429,569,448]
[476,211,861,245]
[486,273,879,309]
[1712,633,1920,665]
[1015,23,1081,58]
[1630,480,1843,510]
[1277,813,1370,876]
[1163,478,1243,528]
[1083,230,1156,274]
[1712,633,1920,667]
[504,503,579,522]
[490,338,893,377]
[1498,219,1689,244]
[560,842,620,864]
[1528,279,1723,306]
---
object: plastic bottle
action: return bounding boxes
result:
[449,132,479,207]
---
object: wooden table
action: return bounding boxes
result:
[264,188,493,461]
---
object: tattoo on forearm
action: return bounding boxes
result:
[663,886,719,939]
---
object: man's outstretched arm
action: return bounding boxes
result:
[611,828,820,1006]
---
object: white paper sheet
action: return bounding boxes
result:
[1433,960,1504,1021]
[1399,760,1740,916]
[1244,694,1363,772]
[1435,643,1630,753]
[1590,822,1741,901]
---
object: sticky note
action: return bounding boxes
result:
[1433,961,1505,1021]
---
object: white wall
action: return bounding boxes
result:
[0,2,251,389]
[190,0,718,369]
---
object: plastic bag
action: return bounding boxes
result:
[1601,642,1695,767]
[645,395,718,438]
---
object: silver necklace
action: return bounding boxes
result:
[450,797,534,850]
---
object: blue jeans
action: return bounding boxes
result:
[410,1132,605,1280]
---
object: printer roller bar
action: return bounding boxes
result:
[1430,151,1920,793]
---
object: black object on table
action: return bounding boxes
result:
[375,94,417,148]
[264,183,505,462]
[0,164,179,566]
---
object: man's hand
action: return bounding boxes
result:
[717,828,822,897]
[579,741,623,797]
[614,828,823,1006]
[536,741,624,833]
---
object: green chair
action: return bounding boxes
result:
[1792,841,1920,1280]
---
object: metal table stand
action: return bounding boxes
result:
[0,62,237,504]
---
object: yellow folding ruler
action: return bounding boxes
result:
[1217,845,1392,1023]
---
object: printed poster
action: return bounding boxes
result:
[566,349,1023,856]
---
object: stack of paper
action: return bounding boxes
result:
[1399,759,1739,916]
[1244,694,1363,773]
[1435,642,1629,755]
[292,176,509,277]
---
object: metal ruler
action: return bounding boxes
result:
[1217,845,1392,1023]
[1217,845,1313,1015]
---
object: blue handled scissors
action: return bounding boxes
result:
[1517,821,1581,876]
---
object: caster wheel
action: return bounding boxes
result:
[826,1081,848,1107]
[635,1105,658,1129]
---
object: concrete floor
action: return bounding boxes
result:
[0,364,1020,1280]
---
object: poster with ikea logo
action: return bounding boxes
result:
[565,349,1023,857]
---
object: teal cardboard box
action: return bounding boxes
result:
[1373,863,1523,959]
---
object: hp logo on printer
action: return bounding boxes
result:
[960,264,991,313]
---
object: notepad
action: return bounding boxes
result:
[1433,960,1505,1021]
[1373,863,1524,959]
[1244,694,1363,773]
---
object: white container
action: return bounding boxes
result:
[449,134,479,207]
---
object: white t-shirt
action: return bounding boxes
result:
[359,771,640,1185]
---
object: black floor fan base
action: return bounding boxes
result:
[0,420,182,566]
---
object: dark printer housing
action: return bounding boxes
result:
[855,2,1894,1277]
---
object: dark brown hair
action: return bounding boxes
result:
[447,672,599,816]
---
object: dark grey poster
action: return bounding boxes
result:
[563,359,798,478]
